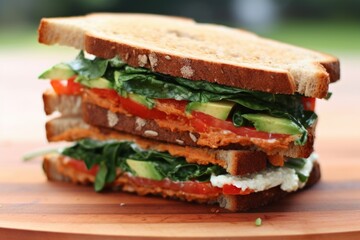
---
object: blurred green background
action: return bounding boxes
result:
[0,0,359,54]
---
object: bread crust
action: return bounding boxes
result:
[43,89,82,116]
[38,13,340,98]
[43,154,320,211]
[85,35,296,95]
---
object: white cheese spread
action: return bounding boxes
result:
[210,153,317,192]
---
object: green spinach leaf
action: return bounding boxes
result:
[61,139,226,191]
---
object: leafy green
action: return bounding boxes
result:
[285,158,309,182]
[69,51,109,80]
[95,162,108,191]
[61,139,225,191]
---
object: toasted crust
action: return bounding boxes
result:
[38,13,339,98]
[43,89,82,116]
[43,154,320,211]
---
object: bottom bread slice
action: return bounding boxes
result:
[43,154,320,211]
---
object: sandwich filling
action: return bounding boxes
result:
[40,51,319,151]
[57,139,316,195]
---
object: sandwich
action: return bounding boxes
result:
[37,13,339,211]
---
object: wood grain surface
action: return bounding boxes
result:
[1,139,360,239]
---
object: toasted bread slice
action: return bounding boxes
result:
[43,89,82,116]
[38,13,339,98]
[43,154,320,211]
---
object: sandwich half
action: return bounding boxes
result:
[37,13,339,211]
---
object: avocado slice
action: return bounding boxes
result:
[128,93,155,109]
[186,101,235,120]
[242,114,303,135]
[126,159,164,180]
[39,63,75,79]
[77,77,112,89]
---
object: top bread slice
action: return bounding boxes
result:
[38,13,340,98]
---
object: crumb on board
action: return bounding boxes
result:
[255,217,262,226]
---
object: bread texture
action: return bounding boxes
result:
[43,154,321,211]
[38,13,339,98]
[43,89,82,116]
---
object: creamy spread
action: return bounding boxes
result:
[210,153,317,192]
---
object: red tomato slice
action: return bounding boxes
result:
[222,184,254,195]
[66,78,82,94]
[66,158,99,176]
[190,111,288,139]
[302,97,316,111]
[50,77,82,95]
[189,117,208,132]
[120,96,167,120]
[91,88,167,120]
[128,176,222,195]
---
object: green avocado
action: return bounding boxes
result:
[126,159,164,180]
[186,101,235,120]
[242,114,303,135]
[128,93,154,109]
[39,63,75,79]
[78,77,112,89]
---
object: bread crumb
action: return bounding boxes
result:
[144,130,159,137]
[138,54,148,67]
[255,217,262,226]
[180,65,194,78]
[165,55,171,60]
[107,110,119,127]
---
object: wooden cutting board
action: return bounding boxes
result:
[1,140,360,239]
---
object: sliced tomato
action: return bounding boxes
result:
[91,88,167,120]
[302,97,316,111]
[128,176,222,195]
[190,111,288,139]
[50,77,82,95]
[189,117,208,132]
[222,184,254,195]
[120,96,167,120]
[66,157,98,176]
